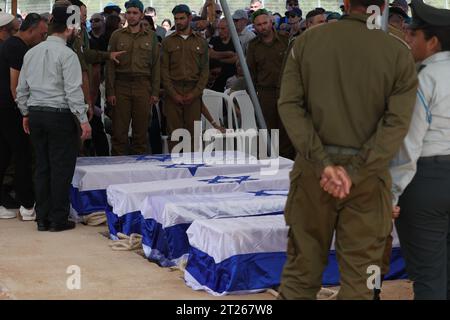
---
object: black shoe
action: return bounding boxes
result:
[49,221,76,232]
[37,220,49,231]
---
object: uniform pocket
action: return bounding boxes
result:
[137,42,152,69]
[117,41,131,66]
[376,170,394,239]
[188,45,205,73]
[284,167,303,226]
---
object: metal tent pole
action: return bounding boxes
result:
[381,0,389,32]
[12,0,17,15]
[219,0,272,156]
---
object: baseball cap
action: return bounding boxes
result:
[232,9,248,20]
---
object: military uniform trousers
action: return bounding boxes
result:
[257,88,295,160]
[164,81,202,152]
[112,76,152,156]
[396,156,450,300]
[279,154,392,300]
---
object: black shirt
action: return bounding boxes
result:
[209,36,237,92]
[0,36,28,109]
[89,31,108,52]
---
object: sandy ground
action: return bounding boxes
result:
[0,218,413,300]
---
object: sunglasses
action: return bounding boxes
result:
[216,10,222,14]
[90,18,102,23]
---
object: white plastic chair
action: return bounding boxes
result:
[202,89,227,130]
[229,90,258,131]
[228,90,259,157]
[202,89,241,151]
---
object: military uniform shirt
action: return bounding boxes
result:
[246,31,289,89]
[160,31,209,98]
[390,51,450,204]
[106,26,161,97]
[278,14,418,185]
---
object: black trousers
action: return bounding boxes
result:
[84,114,110,156]
[0,107,34,208]
[396,157,450,300]
[29,111,79,225]
[148,104,162,154]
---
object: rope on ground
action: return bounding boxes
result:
[169,259,188,273]
[108,232,142,251]
[317,287,339,300]
[81,211,107,226]
[266,288,279,298]
[266,287,339,300]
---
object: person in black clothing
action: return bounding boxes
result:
[208,18,237,92]
[0,13,47,220]
[85,13,110,156]
[104,14,122,45]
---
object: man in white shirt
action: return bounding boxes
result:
[16,4,91,232]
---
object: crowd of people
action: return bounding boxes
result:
[0,0,449,300]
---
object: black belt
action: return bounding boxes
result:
[418,155,450,164]
[29,106,72,113]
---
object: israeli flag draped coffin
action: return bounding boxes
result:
[140,190,288,267]
[184,215,407,296]
[71,152,293,215]
[107,168,291,219]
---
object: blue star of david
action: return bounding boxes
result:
[199,175,258,184]
[134,154,172,162]
[160,163,208,176]
[249,190,289,197]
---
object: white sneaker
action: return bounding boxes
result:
[0,206,17,219]
[19,206,36,221]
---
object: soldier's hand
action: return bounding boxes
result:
[173,94,185,106]
[320,166,342,195]
[110,51,126,64]
[80,121,92,140]
[335,166,352,196]
[150,96,159,106]
[320,166,351,199]
[107,96,116,106]
[392,205,401,219]
[183,93,195,105]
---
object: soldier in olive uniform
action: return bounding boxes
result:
[161,4,209,152]
[106,0,160,155]
[246,9,295,160]
[277,0,418,299]
[55,1,123,111]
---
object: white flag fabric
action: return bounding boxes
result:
[71,151,292,215]
[184,216,405,296]
[139,190,288,266]
[107,169,291,217]
[73,152,291,192]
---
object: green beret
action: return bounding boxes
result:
[251,8,270,22]
[172,4,191,15]
[124,0,144,12]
